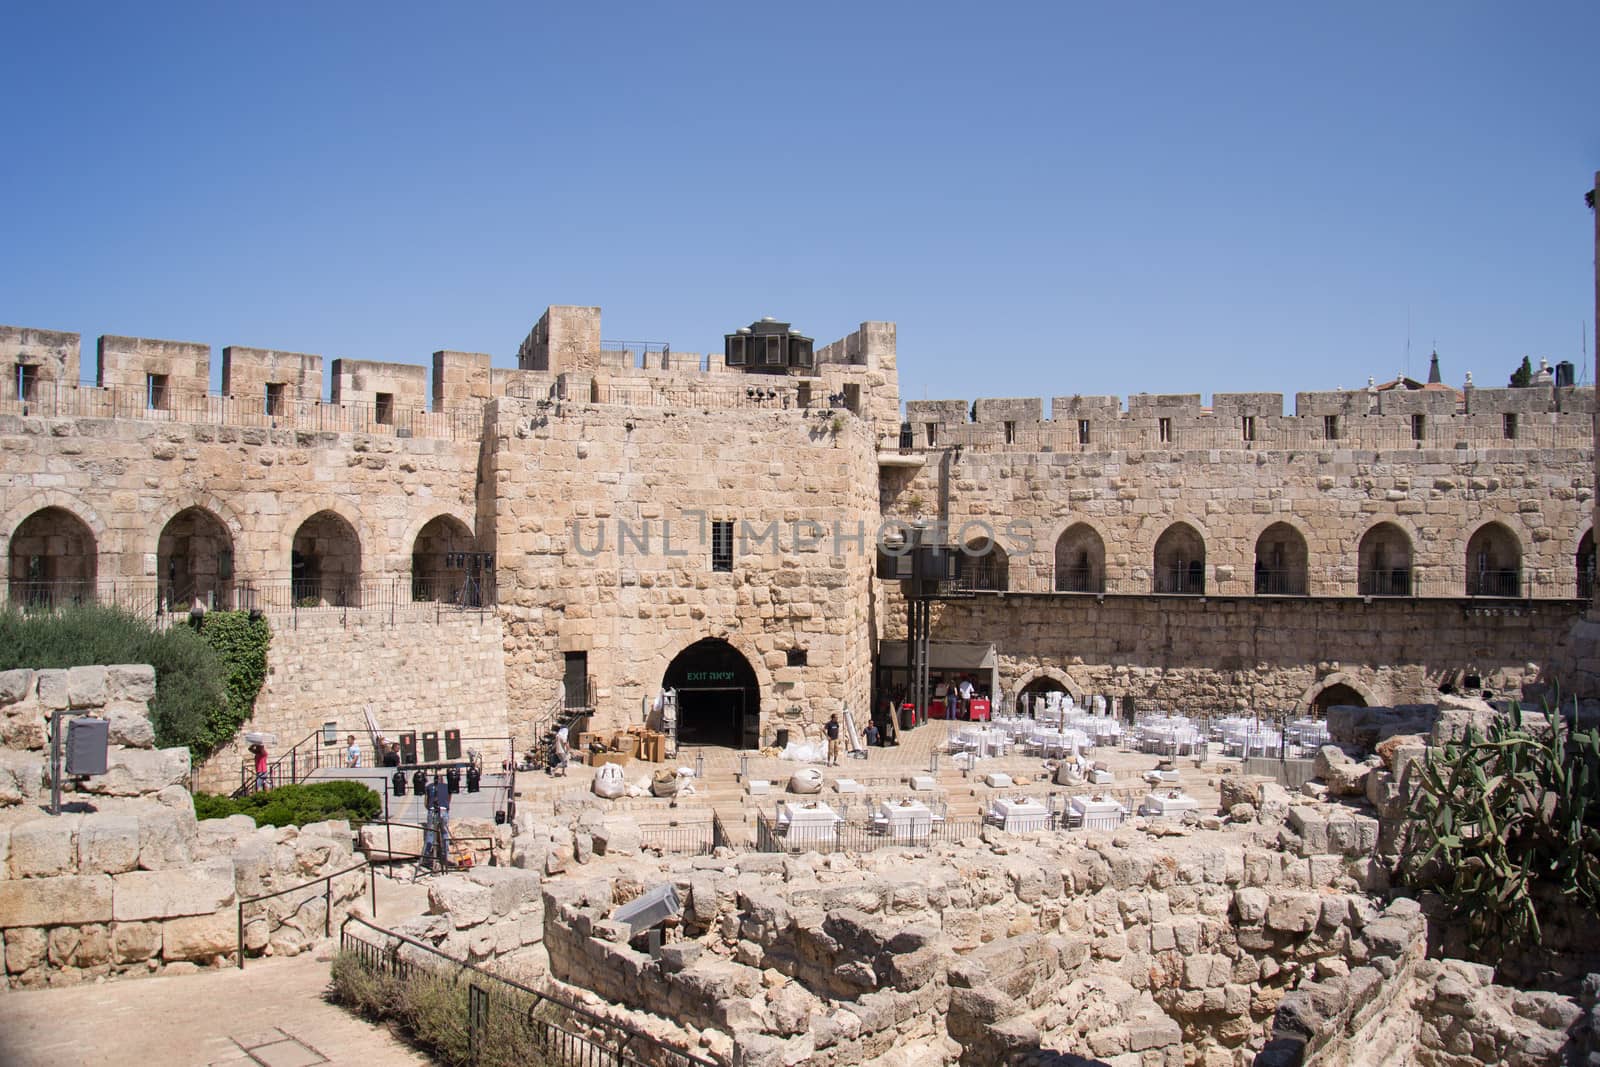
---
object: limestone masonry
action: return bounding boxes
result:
[2,294,1597,771]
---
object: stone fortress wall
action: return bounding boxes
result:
[2,297,1596,762]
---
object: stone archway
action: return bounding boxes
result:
[1466,522,1522,597]
[1153,522,1205,594]
[1300,673,1381,717]
[410,514,475,602]
[1254,521,1308,596]
[1054,523,1105,593]
[1358,522,1413,596]
[157,506,234,611]
[8,506,98,607]
[663,638,762,748]
[291,510,362,606]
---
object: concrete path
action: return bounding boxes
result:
[0,952,432,1067]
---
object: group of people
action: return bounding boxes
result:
[934,674,985,719]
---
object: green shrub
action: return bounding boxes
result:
[194,780,381,827]
[0,605,271,760]
[1400,701,1600,956]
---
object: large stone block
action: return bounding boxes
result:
[78,813,142,875]
[162,910,236,962]
[112,920,162,963]
[34,670,70,710]
[81,747,190,797]
[0,750,46,805]
[1266,892,1320,934]
[106,665,157,703]
[8,816,80,878]
[66,666,109,708]
[0,669,33,705]
[113,857,235,921]
[5,926,47,973]
[104,703,156,749]
[0,874,114,928]
[428,875,493,928]
[137,805,195,870]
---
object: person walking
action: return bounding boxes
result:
[250,742,269,791]
[553,727,571,777]
[825,713,842,766]
[346,734,361,768]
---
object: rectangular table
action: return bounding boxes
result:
[779,802,841,845]
[877,800,933,840]
[990,797,1050,832]
[1071,796,1123,831]
[1141,793,1200,819]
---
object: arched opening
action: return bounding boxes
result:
[958,537,1009,592]
[291,511,361,606]
[411,515,475,602]
[1254,522,1308,596]
[1358,523,1412,596]
[663,638,761,748]
[1311,682,1367,717]
[1153,522,1205,594]
[158,507,233,612]
[1580,530,1595,602]
[1054,523,1105,593]
[1466,522,1521,597]
[9,507,97,608]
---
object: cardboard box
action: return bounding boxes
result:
[589,752,634,768]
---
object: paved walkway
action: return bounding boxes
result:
[0,952,431,1067]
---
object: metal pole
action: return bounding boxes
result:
[370,863,377,919]
[237,903,245,969]
[325,877,332,937]
[49,710,64,815]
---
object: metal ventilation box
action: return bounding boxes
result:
[65,716,109,776]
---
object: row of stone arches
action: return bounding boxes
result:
[960,520,1594,598]
[1011,665,1379,716]
[5,504,479,610]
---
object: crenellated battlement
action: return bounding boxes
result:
[906,382,1594,453]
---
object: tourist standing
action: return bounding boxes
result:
[346,734,361,768]
[957,676,975,720]
[825,713,841,766]
[554,727,571,777]
[250,742,269,791]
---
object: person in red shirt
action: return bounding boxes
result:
[250,743,269,791]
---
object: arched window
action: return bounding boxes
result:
[1054,524,1105,593]
[291,511,361,607]
[158,507,233,612]
[958,538,1009,592]
[1358,523,1412,596]
[410,515,475,603]
[9,507,97,608]
[1466,523,1521,597]
[1254,522,1308,596]
[1153,522,1205,594]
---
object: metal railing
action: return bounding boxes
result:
[0,380,484,441]
[1466,569,1522,597]
[1358,569,1413,597]
[1052,567,1104,593]
[1253,568,1308,596]
[1154,566,1205,595]
[637,820,717,856]
[753,812,987,854]
[239,857,374,969]
[339,915,718,1067]
[895,418,1594,456]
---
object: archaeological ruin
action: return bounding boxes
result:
[0,172,1597,1066]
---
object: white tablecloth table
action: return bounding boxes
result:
[877,800,933,840]
[1140,793,1200,819]
[989,797,1050,832]
[779,802,841,844]
[1070,796,1123,831]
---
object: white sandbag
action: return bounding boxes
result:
[788,767,824,794]
[781,740,828,764]
[592,763,627,799]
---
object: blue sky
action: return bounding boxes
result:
[2,2,1596,409]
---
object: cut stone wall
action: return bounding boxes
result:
[195,611,509,793]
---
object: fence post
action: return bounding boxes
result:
[370,863,377,919]
[325,876,332,937]
[237,902,245,969]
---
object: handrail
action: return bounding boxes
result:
[340,914,719,1067]
[238,857,374,969]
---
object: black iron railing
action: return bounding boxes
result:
[239,858,374,969]
[1053,567,1103,593]
[638,821,716,856]
[1358,569,1412,596]
[1467,569,1521,597]
[1155,566,1205,594]
[1253,569,1307,596]
[339,915,717,1067]
[753,813,987,854]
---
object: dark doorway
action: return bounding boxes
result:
[1311,683,1366,717]
[663,638,760,748]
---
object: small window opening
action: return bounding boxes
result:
[925,423,937,446]
[1078,419,1090,445]
[1241,415,1256,442]
[147,373,169,410]
[375,392,394,425]
[1503,413,1518,440]
[1411,413,1425,441]
[265,382,286,416]
[16,364,39,402]
[1004,421,1016,445]
[711,520,734,572]
[1158,417,1172,444]
[1323,414,1341,440]
[785,648,807,667]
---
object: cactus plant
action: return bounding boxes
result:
[1400,701,1600,957]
